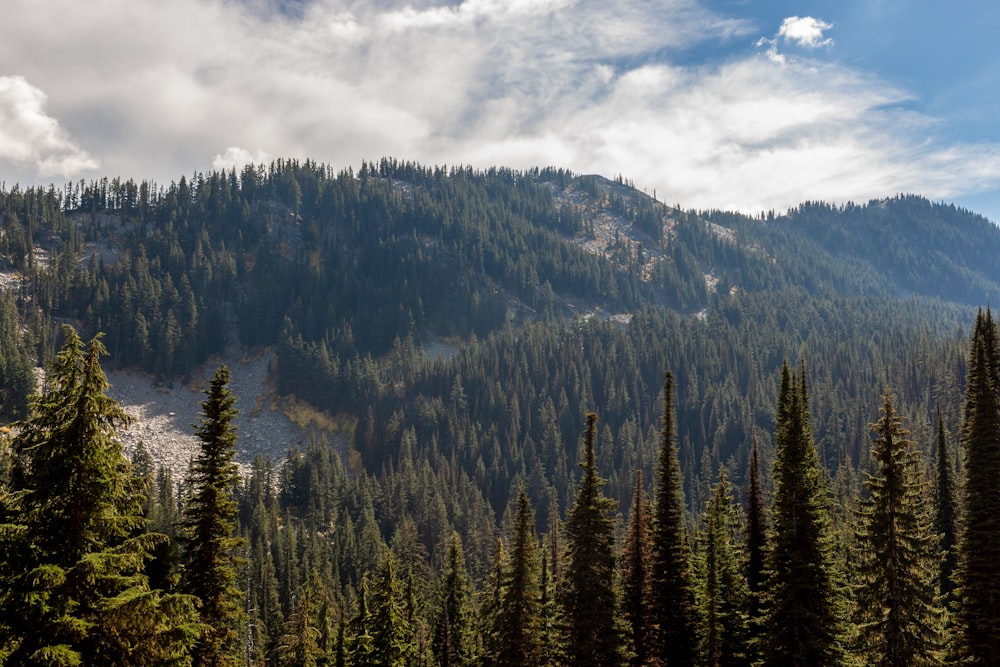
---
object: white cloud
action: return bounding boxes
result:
[778,16,834,48]
[0,75,98,178]
[0,0,997,219]
[213,147,272,172]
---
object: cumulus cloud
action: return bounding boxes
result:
[213,147,272,172]
[0,0,998,217]
[0,75,98,178]
[778,16,834,48]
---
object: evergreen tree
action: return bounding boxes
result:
[622,469,653,667]
[852,389,946,666]
[334,608,349,667]
[433,532,474,667]
[559,412,628,666]
[538,549,562,667]
[956,310,1000,663]
[182,364,245,666]
[488,489,542,667]
[0,326,199,665]
[697,469,749,667]
[932,408,958,607]
[479,537,507,663]
[367,554,413,667]
[277,585,322,667]
[744,434,767,664]
[650,371,700,666]
[348,579,377,666]
[761,362,845,666]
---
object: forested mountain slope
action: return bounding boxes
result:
[3,158,999,665]
[0,159,989,512]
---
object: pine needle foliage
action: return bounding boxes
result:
[559,412,629,667]
[932,408,958,607]
[744,436,767,664]
[650,371,700,666]
[956,309,1000,663]
[0,325,199,666]
[622,469,653,667]
[433,533,474,667]
[182,364,245,667]
[761,362,846,666]
[487,489,542,667]
[852,389,946,666]
[697,469,750,667]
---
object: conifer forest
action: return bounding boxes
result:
[3,159,1000,665]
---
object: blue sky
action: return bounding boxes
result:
[2,0,1000,222]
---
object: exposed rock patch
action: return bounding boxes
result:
[108,349,315,477]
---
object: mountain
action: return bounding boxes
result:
[0,160,989,532]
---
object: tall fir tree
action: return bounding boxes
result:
[276,585,322,667]
[651,371,700,666]
[479,537,507,663]
[367,554,413,667]
[182,364,245,667]
[559,412,629,667]
[538,549,562,667]
[433,532,474,667]
[852,389,946,666]
[0,326,199,665]
[622,469,653,667]
[956,309,1000,663]
[744,434,767,665]
[932,408,958,607]
[348,578,377,666]
[697,469,749,667]
[488,489,542,667]
[761,361,845,666]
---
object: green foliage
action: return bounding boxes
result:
[486,490,542,667]
[433,533,474,667]
[956,309,1000,663]
[852,389,946,665]
[558,413,629,666]
[696,469,750,667]
[276,584,322,667]
[650,372,700,666]
[744,437,767,664]
[7,162,1000,666]
[761,362,846,666]
[0,325,199,666]
[932,409,958,607]
[181,365,245,666]
[366,554,413,667]
[621,470,653,667]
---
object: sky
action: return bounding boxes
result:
[2,0,1000,221]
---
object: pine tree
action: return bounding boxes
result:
[277,585,322,667]
[368,554,413,667]
[538,549,562,666]
[651,371,700,666]
[932,408,958,606]
[744,434,767,664]
[559,412,629,667]
[0,326,199,665]
[488,489,542,667]
[852,389,946,666]
[697,469,749,667]
[182,364,245,667]
[348,578,377,666]
[622,469,653,667]
[479,537,507,663]
[433,532,474,667]
[761,361,845,666]
[956,310,1000,663]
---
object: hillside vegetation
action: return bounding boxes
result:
[0,159,997,664]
